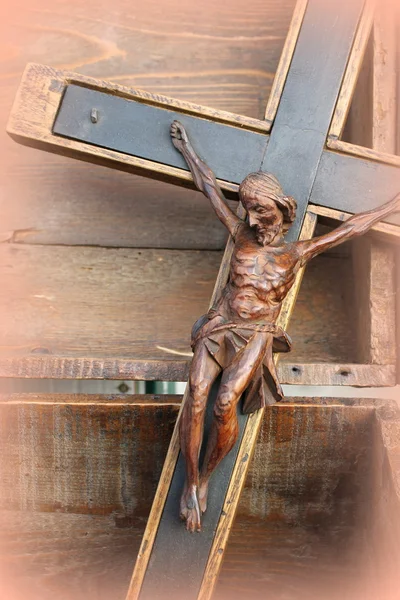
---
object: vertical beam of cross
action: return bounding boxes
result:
[127,1,365,599]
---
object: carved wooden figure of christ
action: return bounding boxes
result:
[170,120,400,533]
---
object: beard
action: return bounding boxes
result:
[255,224,281,246]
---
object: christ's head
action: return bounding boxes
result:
[238,172,297,245]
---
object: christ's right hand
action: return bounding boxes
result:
[170,120,189,152]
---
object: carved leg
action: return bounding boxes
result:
[180,343,221,532]
[199,332,269,514]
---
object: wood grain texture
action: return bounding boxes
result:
[328,0,374,141]
[0,393,182,405]
[1,0,296,250]
[0,511,144,600]
[0,398,178,515]
[332,0,400,158]
[260,0,364,243]
[341,28,373,150]
[278,363,396,386]
[239,403,374,523]
[0,234,395,384]
[1,170,234,251]
[0,393,377,520]
[263,0,307,126]
[327,138,400,167]
[0,244,220,362]
[0,241,371,378]
[352,237,396,365]
[327,0,400,226]
[1,399,397,600]
[371,0,398,155]
[0,511,379,600]
[368,2,400,388]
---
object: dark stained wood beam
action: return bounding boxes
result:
[259,0,364,240]
[52,84,268,186]
[7,70,400,234]
[7,63,268,196]
[310,149,400,221]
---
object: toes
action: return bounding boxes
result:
[179,499,189,521]
[186,508,201,532]
[180,487,201,532]
[198,482,209,514]
[180,506,188,521]
[198,493,207,514]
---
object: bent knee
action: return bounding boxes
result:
[189,378,211,411]
[214,387,238,421]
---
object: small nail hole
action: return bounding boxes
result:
[118,382,129,393]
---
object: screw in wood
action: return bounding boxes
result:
[90,108,99,123]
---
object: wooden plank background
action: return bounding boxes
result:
[0,0,398,383]
[0,394,375,519]
[2,395,397,600]
[0,243,356,362]
[0,0,296,251]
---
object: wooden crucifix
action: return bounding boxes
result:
[6,0,400,598]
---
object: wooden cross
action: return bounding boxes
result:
[6,0,400,598]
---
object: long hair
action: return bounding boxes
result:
[238,172,297,225]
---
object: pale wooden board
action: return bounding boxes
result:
[328,0,374,142]
[0,243,358,369]
[0,0,295,250]
[1,170,233,251]
[352,237,396,365]
[0,512,377,600]
[0,244,221,361]
[278,363,396,386]
[338,0,400,383]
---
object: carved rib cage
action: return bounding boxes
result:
[0,0,399,599]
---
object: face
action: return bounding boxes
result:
[244,196,284,245]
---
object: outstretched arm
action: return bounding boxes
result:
[170,121,243,238]
[297,193,400,264]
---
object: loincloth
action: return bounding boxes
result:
[191,312,291,414]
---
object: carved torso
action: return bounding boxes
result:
[214,223,301,323]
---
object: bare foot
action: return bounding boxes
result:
[170,120,189,152]
[198,479,209,514]
[180,483,201,532]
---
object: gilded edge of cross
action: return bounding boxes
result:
[5,0,400,598]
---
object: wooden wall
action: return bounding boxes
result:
[0,0,295,251]
[2,395,399,600]
[1,0,398,387]
[0,394,374,521]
